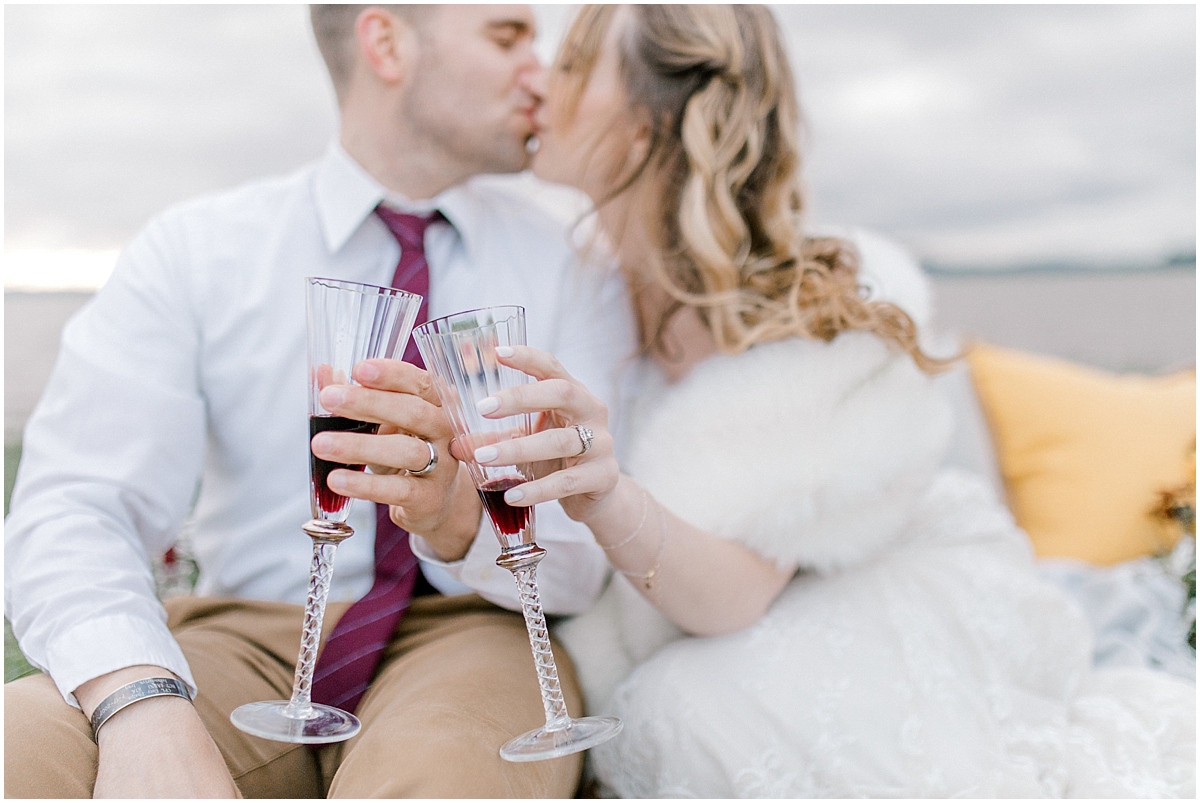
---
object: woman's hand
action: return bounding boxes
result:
[464,345,619,524]
[310,358,482,562]
[466,347,796,637]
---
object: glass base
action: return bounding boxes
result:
[499,715,622,762]
[230,700,361,744]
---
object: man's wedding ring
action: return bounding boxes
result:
[409,439,438,476]
[573,425,594,456]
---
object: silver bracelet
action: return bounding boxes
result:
[601,488,650,551]
[89,677,192,741]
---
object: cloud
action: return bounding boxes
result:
[4,4,1195,269]
[5,5,336,249]
[774,4,1195,265]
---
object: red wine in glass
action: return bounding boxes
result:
[478,476,531,535]
[310,415,379,515]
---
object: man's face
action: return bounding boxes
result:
[403,5,541,176]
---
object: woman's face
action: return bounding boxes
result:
[531,8,642,201]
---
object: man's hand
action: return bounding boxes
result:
[76,665,241,798]
[310,358,483,562]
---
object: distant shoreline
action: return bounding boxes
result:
[7,261,1195,296]
[924,260,1195,277]
[3,289,98,298]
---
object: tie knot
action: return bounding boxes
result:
[375,206,441,250]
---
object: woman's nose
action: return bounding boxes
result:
[524,65,549,101]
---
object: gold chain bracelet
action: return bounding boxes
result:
[618,499,666,590]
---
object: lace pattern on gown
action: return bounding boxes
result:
[589,472,1196,798]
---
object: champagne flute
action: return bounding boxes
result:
[230,277,421,744]
[413,305,622,762]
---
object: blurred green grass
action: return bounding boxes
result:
[5,441,39,683]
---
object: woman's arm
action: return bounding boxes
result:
[582,474,794,635]
[468,345,795,636]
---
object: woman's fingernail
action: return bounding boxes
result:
[504,486,525,504]
[327,472,346,492]
[474,445,499,464]
[321,386,346,409]
[311,433,331,453]
[356,362,380,382]
[476,396,500,415]
[495,346,514,358]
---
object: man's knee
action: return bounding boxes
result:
[4,673,97,798]
[325,606,585,798]
[329,704,582,798]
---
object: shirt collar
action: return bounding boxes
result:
[313,140,482,258]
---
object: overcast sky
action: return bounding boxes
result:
[4,4,1196,273]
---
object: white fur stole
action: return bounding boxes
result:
[625,332,952,572]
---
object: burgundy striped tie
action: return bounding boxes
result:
[310,207,440,713]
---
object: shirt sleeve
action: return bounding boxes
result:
[4,214,206,705]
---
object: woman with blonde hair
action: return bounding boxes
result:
[470,5,1194,797]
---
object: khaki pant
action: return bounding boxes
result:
[5,594,583,798]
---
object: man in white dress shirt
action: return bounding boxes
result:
[4,5,632,797]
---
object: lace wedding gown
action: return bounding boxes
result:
[587,471,1195,797]
[558,234,1196,798]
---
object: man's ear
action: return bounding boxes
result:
[354,7,417,85]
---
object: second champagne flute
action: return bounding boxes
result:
[414,305,622,762]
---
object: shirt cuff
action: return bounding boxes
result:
[410,522,518,605]
[42,614,196,709]
[409,532,475,596]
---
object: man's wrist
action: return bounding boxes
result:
[93,693,197,745]
[424,508,482,562]
[91,677,193,740]
[75,665,187,719]
[421,470,484,562]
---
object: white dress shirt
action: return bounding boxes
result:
[4,143,636,704]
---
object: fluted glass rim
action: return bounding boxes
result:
[306,276,421,303]
[413,304,525,339]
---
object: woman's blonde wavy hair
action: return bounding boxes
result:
[556,5,948,372]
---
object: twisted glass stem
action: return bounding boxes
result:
[285,538,338,718]
[508,562,570,731]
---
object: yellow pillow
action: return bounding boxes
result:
[967,342,1195,565]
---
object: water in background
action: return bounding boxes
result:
[6,264,1195,444]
